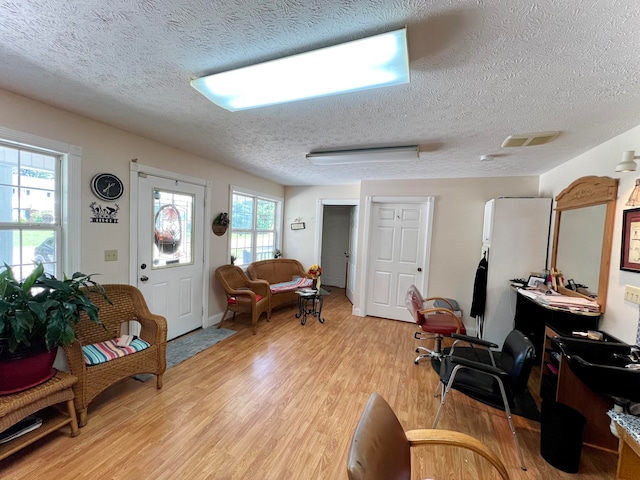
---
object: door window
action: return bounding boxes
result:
[152,188,194,268]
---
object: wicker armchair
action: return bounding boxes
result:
[62,284,167,427]
[215,265,271,334]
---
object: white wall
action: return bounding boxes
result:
[0,88,284,320]
[355,177,541,328]
[283,184,361,268]
[9,83,635,341]
[540,124,640,345]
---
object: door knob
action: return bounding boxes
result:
[417,267,422,272]
[140,275,149,282]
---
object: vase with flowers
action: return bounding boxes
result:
[308,264,322,290]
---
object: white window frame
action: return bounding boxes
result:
[229,185,283,266]
[0,126,81,274]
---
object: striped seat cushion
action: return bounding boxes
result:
[270,277,313,293]
[82,338,151,366]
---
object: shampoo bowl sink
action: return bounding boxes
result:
[551,334,640,402]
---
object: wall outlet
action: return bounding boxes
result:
[624,285,640,305]
[104,249,118,262]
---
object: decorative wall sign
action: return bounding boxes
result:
[290,222,305,230]
[90,202,120,223]
[91,173,124,201]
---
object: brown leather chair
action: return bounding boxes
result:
[215,265,271,334]
[405,285,466,364]
[347,392,510,480]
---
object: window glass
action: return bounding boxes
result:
[0,144,59,278]
[230,190,280,267]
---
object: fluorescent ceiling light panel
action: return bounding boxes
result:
[306,146,419,166]
[191,28,409,111]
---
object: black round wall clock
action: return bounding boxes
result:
[91,173,124,201]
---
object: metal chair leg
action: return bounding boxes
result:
[495,376,527,471]
[414,333,445,364]
[433,364,460,428]
[432,365,527,471]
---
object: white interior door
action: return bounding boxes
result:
[137,174,205,340]
[366,202,430,322]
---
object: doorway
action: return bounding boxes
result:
[317,200,358,305]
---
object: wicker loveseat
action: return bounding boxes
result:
[247,259,311,310]
[62,284,167,426]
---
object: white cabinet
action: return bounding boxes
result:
[481,197,552,347]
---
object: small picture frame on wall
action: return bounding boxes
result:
[290,222,305,230]
[621,207,640,272]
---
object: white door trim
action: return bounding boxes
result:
[129,161,212,329]
[357,195,434,317]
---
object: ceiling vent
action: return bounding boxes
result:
[501,131,560,148]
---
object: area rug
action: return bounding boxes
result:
[133,326,236,382]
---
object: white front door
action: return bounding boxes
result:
[366,201,432,322]
[136,174,205,340]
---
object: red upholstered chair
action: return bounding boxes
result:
[215,265,271,334]
[405,285,466,364]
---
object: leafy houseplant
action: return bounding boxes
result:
[0,263,108,354]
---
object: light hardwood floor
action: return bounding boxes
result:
[0,288,618,479]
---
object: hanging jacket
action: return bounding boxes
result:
[470,256,488,318]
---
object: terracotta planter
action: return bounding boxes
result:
[0,340,57,395]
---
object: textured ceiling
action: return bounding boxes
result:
[1,1,639,186]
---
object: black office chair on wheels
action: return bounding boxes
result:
[432,329,536,471]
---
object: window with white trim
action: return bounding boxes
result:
[230,187,282,267]
[0,128,81,279]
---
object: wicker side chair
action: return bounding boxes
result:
[215,265,271,334]
[62,284,167,427]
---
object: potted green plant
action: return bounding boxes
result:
[0,263,108,393]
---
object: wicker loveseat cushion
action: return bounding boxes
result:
[270,277,313,293]
[82,338,151,366]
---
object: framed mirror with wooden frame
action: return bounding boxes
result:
[550,176,618,313]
